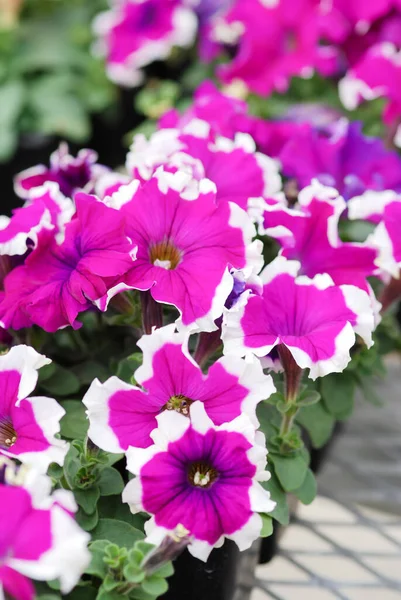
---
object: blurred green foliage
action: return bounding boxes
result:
[0,0,116,161]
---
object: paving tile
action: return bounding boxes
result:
[295,555,378,584]
[250,589,273,600]
[361,557,401,582]
[255,556,310,582]
[315,524,400,553]
[356,505,401,524]
[383,525,401,544]
[341,588,401,600]
[297,496,356,524]
[268,585,338,600]
[280,524,333,552]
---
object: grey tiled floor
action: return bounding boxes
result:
[249,357,401,600]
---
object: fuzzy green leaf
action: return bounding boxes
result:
[296,402,335,449]
[98,467,124,496]
[321,372,356,419]
[270,452,308,492]
[74,486,100,514]
[141,576,169,597]
[86,540,109,578]
[91,519,144,548]
[60,400,88,440]
[292,468,317,505]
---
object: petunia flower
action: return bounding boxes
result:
[339,42,401,146]
[15,143,109,200]
[256,181,379,292]
[93,0,197,87]
[0,183,75,257]
[0,346,67,473]
[123,401,275,561]
[0,476,90,599]
[104,169,263,331]
[213,0,320,96]
[222,256,375,379]
[278,119,401,199]
[0,193,137,332]
[359,198,401,278]
[127,119,282,213]
[83,323,275,452]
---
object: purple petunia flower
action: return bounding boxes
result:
[222,256,375,379]
[123,401,275,561]
[15,143,109,200]
[83,324,275,452]
[0,346,68,472]
[0,193,137,332]
[104,169,263,331]
[279,119,401,199]
[93,0,197,87]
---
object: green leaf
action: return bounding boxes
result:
[260,514,273,538]
[0,79,24,127]
[297,390,321,407]
[91,519,144,548]
[76,506,99,531]
[270,452,308,492]
[0,126,17,161]
[296,402,335,449]
[321,372,356,419]
[123,563,146,584]
[60,400,88,440]
[63,445,81,488]
[292,468,317,505]
[141,576,169,596]
[74,486,100,514]
[116,354,143,384]
[97,495,148,530]
[96,590,121,600]
[86,540,109,578]
[41,365,80,396]
[38,362,57,383]
[98,467,125,496]
[261,471,289,526]
[72,361,110,385]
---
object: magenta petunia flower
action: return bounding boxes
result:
[83,324,275,452]
[105,169,263,331]
[0,346,68,472]
[93,0,197,87]
[319,0,392,45]
[0,193,137,332]
[256,181,379,292]
[123,401,275,561]
[278,119,401,199]
[339,42,401,146]
[213,0,320,96]
[0,480,90,599]
[0,183,75,257]
[358,199,401,278]
[15,143,109,200]
[127,119,282,213]
[222,257,375,379]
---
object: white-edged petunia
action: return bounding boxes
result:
[123,401,275,561]
[0,345,68,472]
[83,323,275,452]
[222,257,375,379]
[104,168,263,331]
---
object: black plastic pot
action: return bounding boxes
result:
[161,540,240,600]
